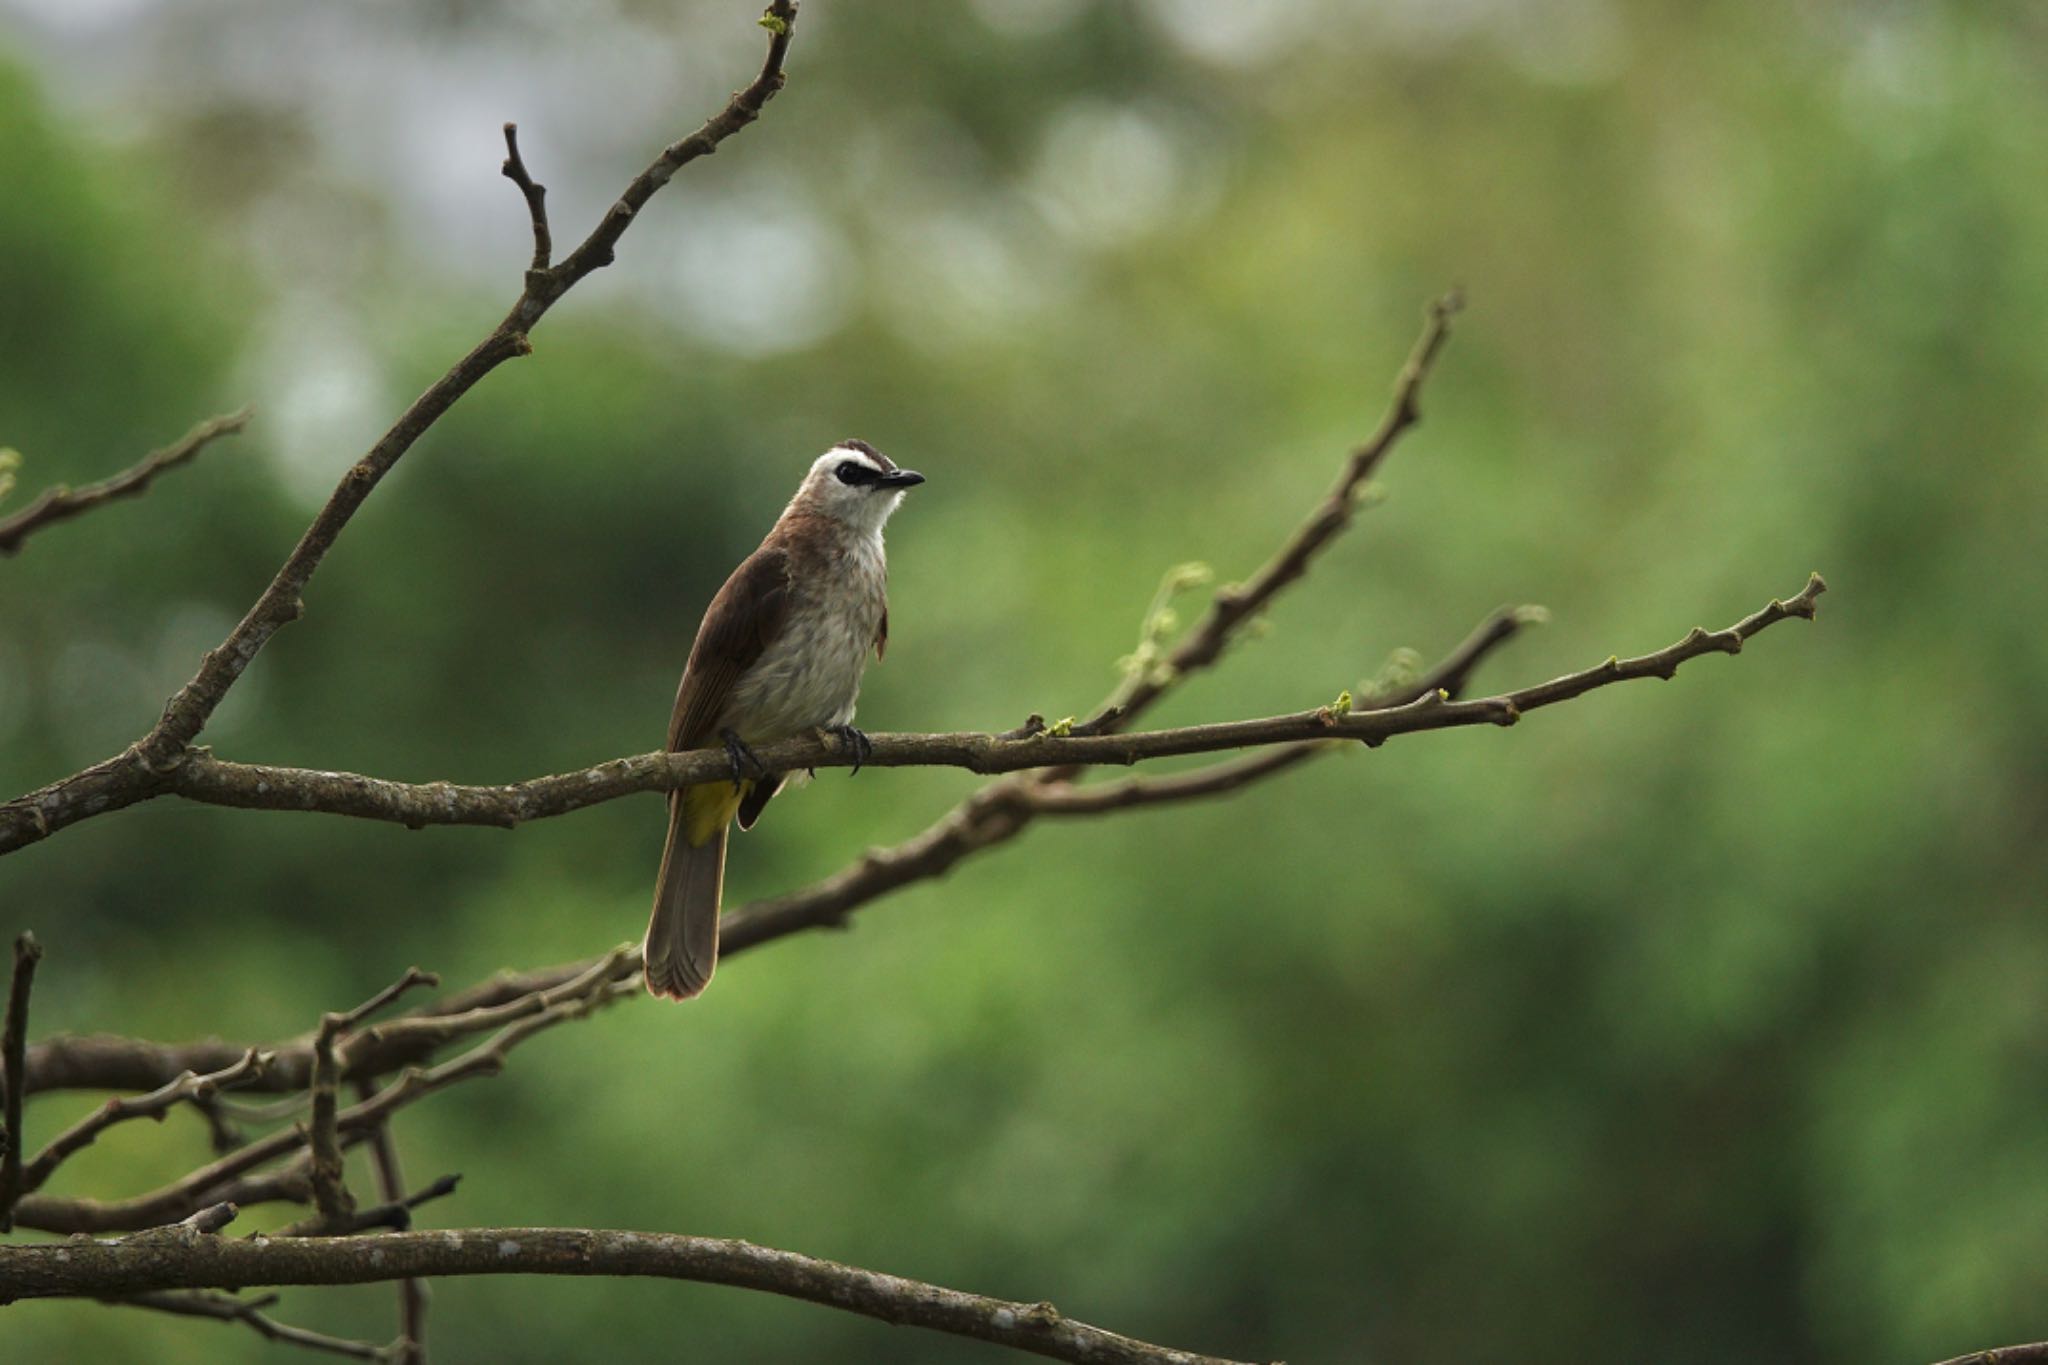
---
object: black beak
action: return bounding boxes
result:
[877,469,925,489]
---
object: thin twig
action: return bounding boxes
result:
[1032,601,1549,816]
[275,1172,459,1239]
[500,123,551,272]
[102,1289,400,1361]
[300,968,440,1232]
[20,1049,270,1196]
[335,968,441,1033]
[1088,291,1464,736]
[343,1172,460,1235]
[1,931,42,1230]
[6,1225,1253,1365]
[355,1079,431,1361]
[300,965,441,1228]
[158,1200,240,1236]
[0,409,254,557]
[304,1016,354,1231]
[26,950,630,1095]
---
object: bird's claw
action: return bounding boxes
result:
[720,729,769,789]
[824,724,873,776]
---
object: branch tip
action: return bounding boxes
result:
[0,410,253,557]
[500,122,552,272]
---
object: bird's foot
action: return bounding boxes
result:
[720,729,769,789]
[822,724,873,776]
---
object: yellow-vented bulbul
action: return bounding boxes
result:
[644,441,923,999]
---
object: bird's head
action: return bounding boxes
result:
[792,439,924,534]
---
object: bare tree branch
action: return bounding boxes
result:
[0,574,1821,849]
[275,1172,460,1240]
[1030,601,1550,816]
[0,409,253,557]
[294,968,441,1234]
[24,1034,300,1097]
[499,123,551,273]
[1931,1346,2048,1365]
[334,969,442,1033]
[354,1079,431,1362]
[305,1015,355,1231]
[103,1289,400,1361]
[25,951,628,1097]
[0,0,803,855]
[0,932,42,1230]
[19,1048,269,1197]
[4,1224,1258,1365]
[11,949,634,1234]
[1088,291,1464,736]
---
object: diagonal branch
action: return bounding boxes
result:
[20,1049,269,1197]
[1087,291,1463,735]
[1930,1345,2048,1365]
[6,1224,1255,1365]
[0,0,803,852]
[0,409,253,558]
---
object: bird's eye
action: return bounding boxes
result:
[835,461,875,486]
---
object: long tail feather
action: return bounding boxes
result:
[644,791,729,1000]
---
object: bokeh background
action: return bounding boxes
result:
[3,1,2045,1361]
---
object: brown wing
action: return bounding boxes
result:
[875,605,888,661]
[667,544,792,752]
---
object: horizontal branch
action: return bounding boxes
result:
[2,1224,1255,1365]
[0,408,253,557]
[0,574,1823,850]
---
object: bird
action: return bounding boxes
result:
[643,439,924,1000]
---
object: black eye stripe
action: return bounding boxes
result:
[835,460,878,486]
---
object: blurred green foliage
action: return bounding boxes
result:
[3,3,2046,1362]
